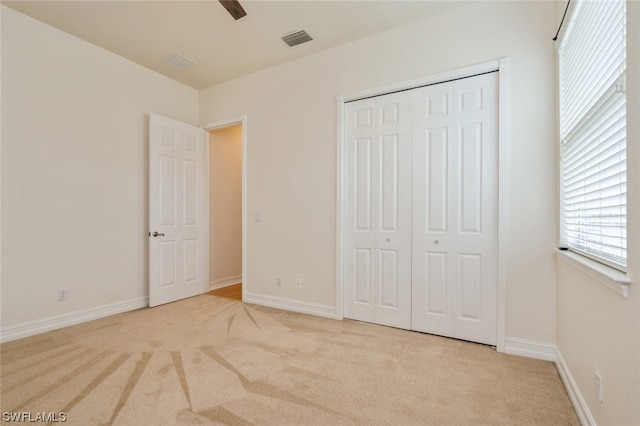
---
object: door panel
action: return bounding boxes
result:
[355,248,372,304]
[412,73,498,345]
[459,123,483,233]
[459,253,482,319]
[344,93,412,329]
[426,127,449,233]
[159,156,176,226]
[159,241,176,287]
[381,135,400,231]
[380,249,399,307]
[355,138,372,231]
[149,113,207,307]
[425,251,447,315]
[183,239,198,282]
[183,159,198,225]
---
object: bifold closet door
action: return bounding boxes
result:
[411,72,498,345]
[343,92,413,330]
[343,72,499,345]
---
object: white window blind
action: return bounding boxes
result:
[559,0,627,269]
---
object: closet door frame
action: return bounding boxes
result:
[336,58,509,353]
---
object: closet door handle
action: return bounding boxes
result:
[150,231,165,237]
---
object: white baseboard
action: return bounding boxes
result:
[243,292,337,319]
[0,296,148,344]
[209,275,242,291]
[555,348,596,426]
[504,337,556,361]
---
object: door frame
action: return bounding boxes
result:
[335,59,509,352]
[202,115,248,301]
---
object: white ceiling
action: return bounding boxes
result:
[3,0,464,89]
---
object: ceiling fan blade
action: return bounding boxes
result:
[219,0,247,20]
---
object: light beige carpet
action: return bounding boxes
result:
[1,292,578,425]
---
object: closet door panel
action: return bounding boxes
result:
[412,73,498,345]
[344,93,412,329]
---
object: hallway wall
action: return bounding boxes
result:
[209,125,243,288]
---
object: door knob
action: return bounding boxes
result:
[150,231,165,237]
[434,240,439,245]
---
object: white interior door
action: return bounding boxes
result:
[343,72,498,345]
[411,73,498,345]
[149,113,207,307]
[343,92,413,329]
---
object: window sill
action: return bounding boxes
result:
[555,249,630,298]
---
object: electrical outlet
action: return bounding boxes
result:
[295,279,302,289]
[276,277,282,287]
[595,372,603,403]
[58,290,68,301]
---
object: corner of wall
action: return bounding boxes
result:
[555,347,596,426]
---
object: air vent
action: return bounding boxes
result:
[281,30,313,47]
[162,54,196,70]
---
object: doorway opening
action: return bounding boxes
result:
[205,117,247,301]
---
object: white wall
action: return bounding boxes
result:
[1,6,199,331]
[199,1,557,344]
[209,125,242,287]
[2,2,637,420]
[555,1,640,424]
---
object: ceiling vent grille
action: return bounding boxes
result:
[162,54,196,70]
[281,30,313,47]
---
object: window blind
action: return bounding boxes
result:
[559,0,627,269]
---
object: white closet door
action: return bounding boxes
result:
[343,92,413,329]
[411,73,498,345]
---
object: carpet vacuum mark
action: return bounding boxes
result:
[0,294,579,425]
